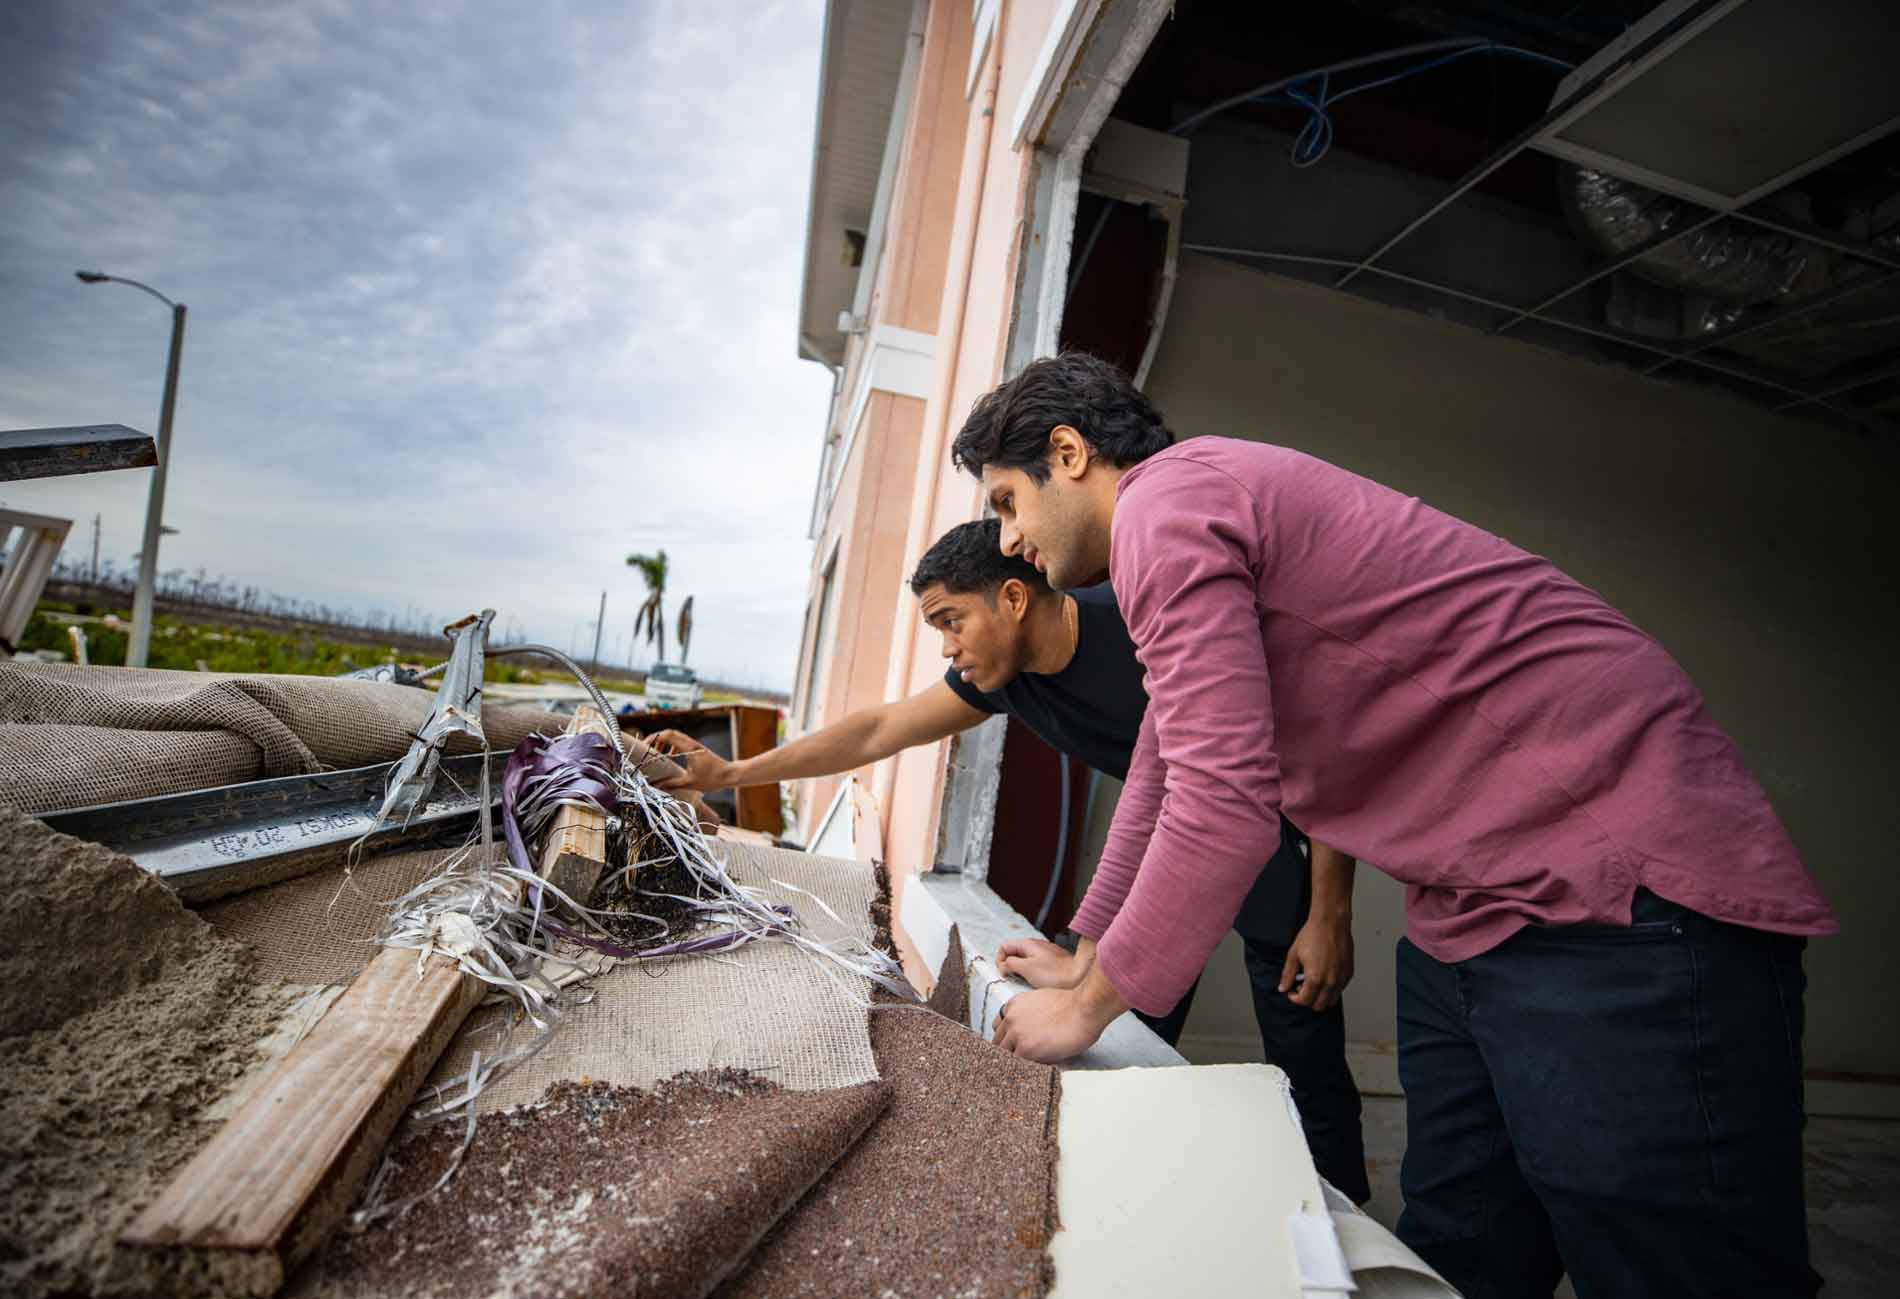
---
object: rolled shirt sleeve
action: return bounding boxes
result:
[1092,460,1285,1015]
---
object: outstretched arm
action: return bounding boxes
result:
[652,682,987,793]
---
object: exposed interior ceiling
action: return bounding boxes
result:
[1094,0,1900,437]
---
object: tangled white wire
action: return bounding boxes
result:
[348,729,915,1228]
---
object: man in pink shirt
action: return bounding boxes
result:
[953,352,1835,1298]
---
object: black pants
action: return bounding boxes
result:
[1395,889,1819,1299]
[1131,820,1370,1204]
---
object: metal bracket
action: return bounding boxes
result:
[376,609,495,827]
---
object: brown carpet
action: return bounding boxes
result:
[717,1004,1061,1299]
[305,1074,891,1299]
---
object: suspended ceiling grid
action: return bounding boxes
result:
[1155,0,1900,437]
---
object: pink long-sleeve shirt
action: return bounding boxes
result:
[1069,438,1837,1016]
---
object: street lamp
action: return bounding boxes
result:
[76,270,187,669]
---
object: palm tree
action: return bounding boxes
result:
[626,548,669,664]
[675,594,694,665]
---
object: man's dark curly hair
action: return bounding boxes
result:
[950,351,1175,483]
[909,519,1049,600]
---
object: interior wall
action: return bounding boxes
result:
[1133,251,1900,1100]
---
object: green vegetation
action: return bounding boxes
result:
[15,602,770,704]
[17,603,538,682]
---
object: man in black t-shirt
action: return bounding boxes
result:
[654,519,1369,1201]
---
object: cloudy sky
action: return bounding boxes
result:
[0,0,834,691]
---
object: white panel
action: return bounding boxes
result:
[1534,0,1900,210]
[835,323,938,488]
[1050,1064,1321,1298]
[1009,0,1101,150]
[967,0,1000,98]
[911,873,1184,1069]
[0,509,71,647]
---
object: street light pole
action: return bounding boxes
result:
[76,271,187,669]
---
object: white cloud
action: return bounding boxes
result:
[0,0,834,691]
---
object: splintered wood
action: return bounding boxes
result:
[537,705,615,905]
[121,709,615,1291]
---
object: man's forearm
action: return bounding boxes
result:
[725,710,889,788]
[1309,840,1356,919]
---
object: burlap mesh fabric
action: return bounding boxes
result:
[199,845,464,986]
[0,662,569,813]
[204,837,882,1104]
[434,840,882,1109]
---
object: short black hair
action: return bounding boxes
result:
[909,519,1049,599]
[950,351,1174,483]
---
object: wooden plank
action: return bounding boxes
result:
[538,705,614,903]
[123,709,619,1282]
[0,424,157,481]
[121,947,483,1281]
[732,705,784,835]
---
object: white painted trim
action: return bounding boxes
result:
[833,323,937,486]
[1034,153,1082,360]
[804,362,846,540]
[1004,0,1173,377]
[1009,0,1101,151]
[0,508,73,648]
[967,0,1000,99]
[795,531,845,733]
[902,871,1186,1068]
[1132,198,1182,387]
[851,0,928,326]
[807,776,858,857]
[863,322,938,399]
[812,324,939,536]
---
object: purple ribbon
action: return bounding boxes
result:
[500,730,807,962]
[501,731,622,879]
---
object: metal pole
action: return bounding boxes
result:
[590,589,606,669]
[127,302,186,669]
[91,513,101,583]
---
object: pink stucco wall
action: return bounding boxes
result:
[794,0,1061,869]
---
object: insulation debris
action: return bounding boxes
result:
[0,806,293,1299]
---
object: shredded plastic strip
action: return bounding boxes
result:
[348,623,916,1225]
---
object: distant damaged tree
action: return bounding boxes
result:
[675,594,694,665]
[627,548,669,664]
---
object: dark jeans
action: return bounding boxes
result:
[1395,889,1819,1299]
[1130,817,1370,1203]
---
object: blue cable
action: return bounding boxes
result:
[1259,43,1575,169]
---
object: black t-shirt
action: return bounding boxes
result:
[944,584,1311,944]
[945,584,1146,780]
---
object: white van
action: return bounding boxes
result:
[643,662,702,711]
